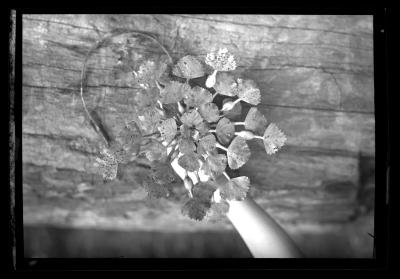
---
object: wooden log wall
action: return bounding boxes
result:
[21,14,375,257]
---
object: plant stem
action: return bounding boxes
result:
[232,98,241,107]
[142,131,160,138]
[194,171,201,183]
[215,142,228,152]
[208,129,216,133]
[212,92,219,101]
[157,100,164,110]
[234,122,245,126]
[166,138,177,148]
[254,135,264,140]
[167,143,178,158]
[206,70,218,88]
[79,30,173,147]
[183,175,194,198]
[223,171,231,180]
[177,101,185,114]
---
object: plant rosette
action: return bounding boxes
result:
[81,37,287,222]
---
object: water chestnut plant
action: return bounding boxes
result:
[82,31,287,222]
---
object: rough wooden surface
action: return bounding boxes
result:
[22,14,375,257]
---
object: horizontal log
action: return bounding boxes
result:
[23,84,375,156]
[245,68,374,113]
[22,86,138,142]
[23,130,360,193]
[23,14,374,112]
[23,160,360,230]
[256,105,375,156]
[240,141,360,189]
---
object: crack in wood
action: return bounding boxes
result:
[23,83,140,91]
[246,38,372,52]
[258,102,374,115]
[172,14,373,38]
[23,16,109,34]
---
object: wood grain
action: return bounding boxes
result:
[21,14,375,254]
[22,14,374,112]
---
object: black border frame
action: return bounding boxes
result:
[8,6,391,271]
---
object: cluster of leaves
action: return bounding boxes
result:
[95,46,287,221]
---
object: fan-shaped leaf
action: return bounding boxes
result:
[179,124,191,139]
[180,109,204,128]
[160,81,190,104]
[227,136,251,169]
[219,176,250,201]
[173,55,205,79]
[197,121,210,136]
[178,153,200,172]
[181,199,211,221]
[236,79,261,105]
[158,118,177,143]
[145,140,167,162]
[138,107,163,134]
[192,182,217,202]
[202,153,227,175]
[149,161,179,185]
[262,123,287,155]
[216,117,235,145]
[197,134,217,155]
[178,138,196,154]
[205,48,237,72]
[183,86,213,108]
[214,72,238,96]
[162,103,179,119]
[199,102,220,123]
[222,98,242,121]
[244,107,268,135]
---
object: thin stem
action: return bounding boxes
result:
[169,146,180,161]
[155,106,165,117]
[234,122,245,126]
[167,143,178,160]
[254,135,264,140]
[183,175,194,198]
[155,80,164,91]
[194,171,201,183]
[215,142,228,152]
[232,98,241,106]
[177,101,185,114]
[166,138,177,148]
[206,70,218,88]
[212,92,219,101]
[79,30,173,147]
[157,100,164,110]
[223,171,231,180]
[208,129,216,133]
[142,131,160,138]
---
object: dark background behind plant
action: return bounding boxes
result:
[21,14,374,258]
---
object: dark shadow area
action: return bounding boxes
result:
[24,225,252,258]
